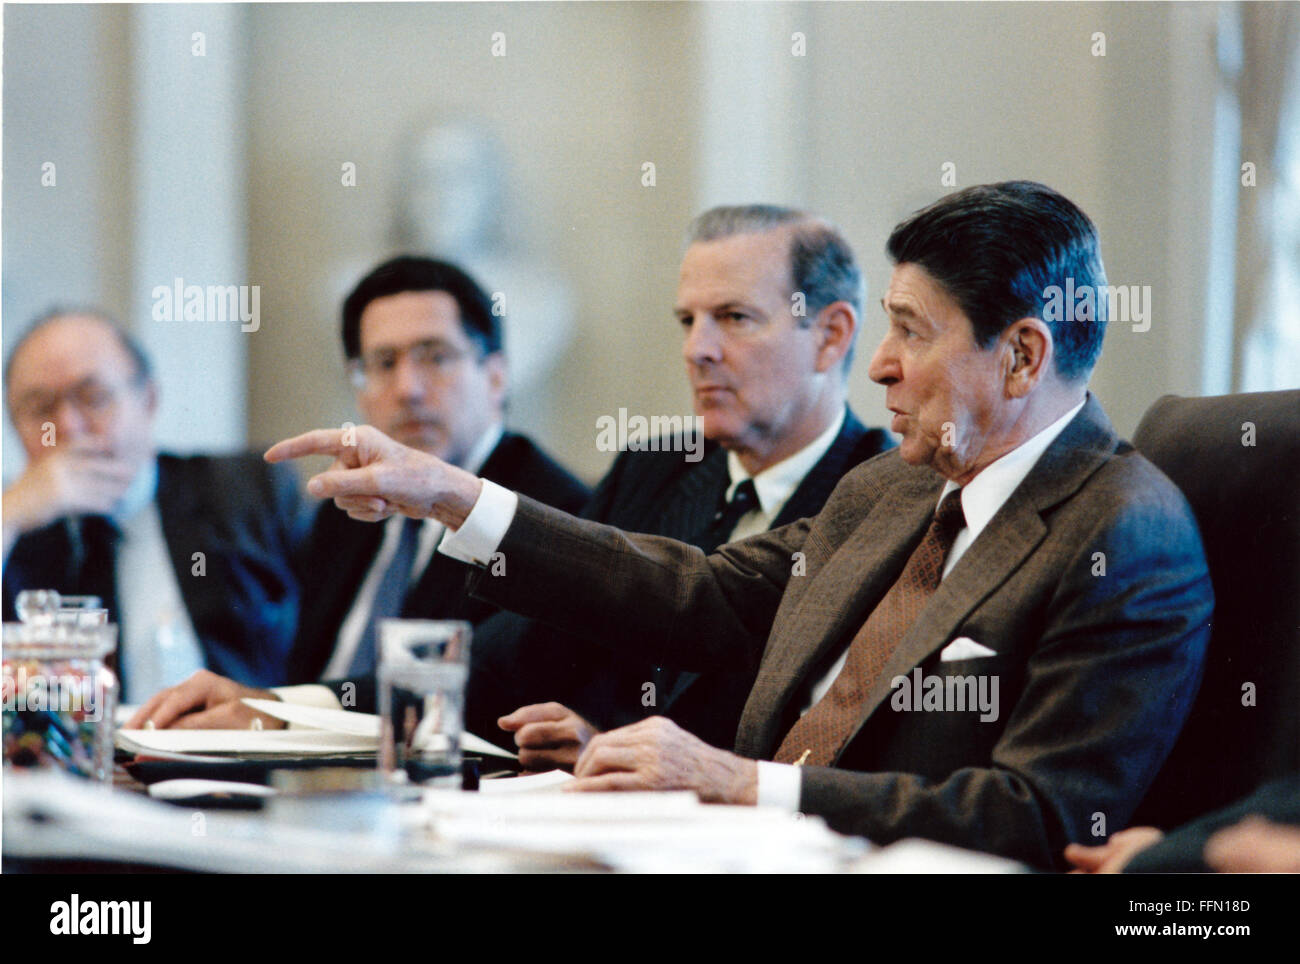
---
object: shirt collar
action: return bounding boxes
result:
[725,407,846,518]
[940,398,1087,537]
[113,456,158,524]
[462,423,505,476]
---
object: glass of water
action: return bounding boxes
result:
[377,620,471,787]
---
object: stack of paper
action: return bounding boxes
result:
[115,701,515,760]
[419,787,869,872]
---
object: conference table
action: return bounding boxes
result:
[3,744,1027,874]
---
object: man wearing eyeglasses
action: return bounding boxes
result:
[2,311,303,699]
[127,256,589,726]
[282,255,588,693]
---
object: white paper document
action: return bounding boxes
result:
[478,770,575,793]
[240,698,517,760]
[116,728,379,756]
[419,789,867,872]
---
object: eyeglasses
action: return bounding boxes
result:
[348,339,479,391]
[10,377,133,427]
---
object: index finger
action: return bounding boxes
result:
[499,702,573,730]
[265,429,349,463]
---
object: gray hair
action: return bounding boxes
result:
[4,307,154,391]
[686,204,866,323]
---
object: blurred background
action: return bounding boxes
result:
[4,1,1298,485]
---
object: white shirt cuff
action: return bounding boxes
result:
[438,478,518,566]
[756,760,803,810]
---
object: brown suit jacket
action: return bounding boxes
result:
[468,396,1213,868]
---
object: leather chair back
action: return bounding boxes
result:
[1131,389,1300,827]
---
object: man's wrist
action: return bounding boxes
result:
[438,478,517,565]
[703,749,759,805]
[731,757,759,806]
[430,467,484,530]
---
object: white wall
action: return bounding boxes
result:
[4,2,1245,486]
[2,4,131,481]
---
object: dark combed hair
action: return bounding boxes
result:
[341,255,503,360]
[886,181,1108,382]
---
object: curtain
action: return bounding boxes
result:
[1233,2,1300,391]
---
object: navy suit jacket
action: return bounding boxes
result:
[465,408,895,749]
[287,432,589,699]
[2,453,305,695]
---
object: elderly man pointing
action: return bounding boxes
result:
[266,182,1212,869]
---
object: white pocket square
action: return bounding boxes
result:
[939,637,997,662]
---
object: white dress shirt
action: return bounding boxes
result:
[725,407,846,542]
[275,424,503,709]
[112,458,206,702]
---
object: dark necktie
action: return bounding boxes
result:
[70,515,125,695]
[774,489,966,767]
[698,479,759,554]
[71,515,122,627]
[348,517,423,677]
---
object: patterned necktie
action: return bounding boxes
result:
[774,488,966,767]
[698,479,758,554]
[348,517,423,677]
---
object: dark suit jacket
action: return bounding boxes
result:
[466,409,894,748]
[2,453,305,695]
[466,395,1214,868]
[1125,774,1300,873]
[288,431,589,695]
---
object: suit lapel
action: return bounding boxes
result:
[748,469,940,732]
[154,456,203,617]
[746,394,1120,760]
[401,543,460,618]
[828,494,1049,759]
[2,520,80,605]
[771,408,869,529]
[824,394,1121,761]
[669,448,730,542]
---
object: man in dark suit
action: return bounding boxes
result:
[469,206,893,754]
[3,311,302,700]
[129,256,587,727]
[270,182,1212,868]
